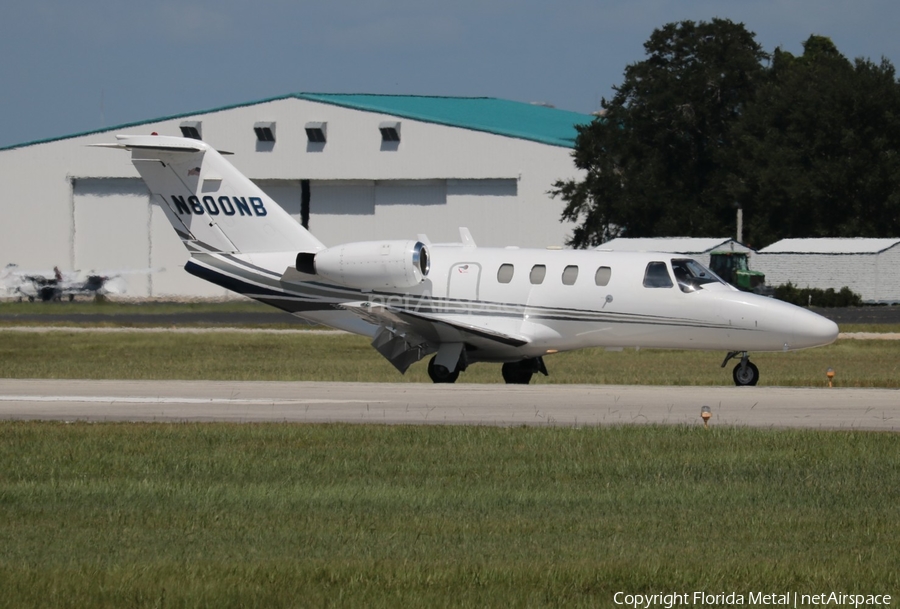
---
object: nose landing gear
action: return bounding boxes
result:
[722,351,760,386]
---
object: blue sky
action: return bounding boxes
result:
[2,0,898,148]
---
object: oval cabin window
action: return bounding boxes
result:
[595,266,612,286]
[562,265,579,286]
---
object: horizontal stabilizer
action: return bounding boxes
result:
[91,135,230,154]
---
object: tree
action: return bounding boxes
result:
[729,36,900,245]
[553,19,767,247]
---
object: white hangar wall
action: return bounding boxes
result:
[0,97,585,299]
[753,239,900,303]
[305,178,520,245]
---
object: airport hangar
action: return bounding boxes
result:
[597,237,753,268]
[0,94,593,298]
[599,236,900,304]
[754,238,900,304]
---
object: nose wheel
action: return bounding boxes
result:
[722,351,760,386]
[732,360,759,386]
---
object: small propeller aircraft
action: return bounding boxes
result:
[96,134,838,385]
[1,263,154,302]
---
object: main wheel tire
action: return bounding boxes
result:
[428,355,460,384]
[732,361,760,386]
[501,362,533,385]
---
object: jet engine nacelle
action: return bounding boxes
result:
[296,240,429,290]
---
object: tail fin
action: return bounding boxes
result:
[97,135,324,255]
[0,263,16,280]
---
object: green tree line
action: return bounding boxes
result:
[554,19,900,249]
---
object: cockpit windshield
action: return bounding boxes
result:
[671,258,726,293]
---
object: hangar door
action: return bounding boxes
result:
[73,178,306,298]
[309,180,506,246]
[73,178,152,297]
[72,178,226,298]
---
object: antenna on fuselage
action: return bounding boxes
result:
[459,228,476,248]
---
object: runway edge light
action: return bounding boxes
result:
[700,405,712,429]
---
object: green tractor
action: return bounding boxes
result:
[708,251,775,296]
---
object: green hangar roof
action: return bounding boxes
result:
[1,94,595,152]
[293,94,594,148]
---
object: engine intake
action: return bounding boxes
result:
[296,240,429,290]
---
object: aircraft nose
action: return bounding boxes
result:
[790,308,839,349]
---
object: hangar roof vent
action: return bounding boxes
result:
[254,121,276,142]
[379,121,401,142]
[305,122,326,143]
[179,121,202,140]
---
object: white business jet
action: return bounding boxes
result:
[96,135,838,386]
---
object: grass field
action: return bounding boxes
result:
[0,422,897,608]
[0,299,278,316]
[1,304,897,607]
[0,329,897,386]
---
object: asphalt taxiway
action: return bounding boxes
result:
[0,379,897,431]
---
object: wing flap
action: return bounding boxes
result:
[338,300,528,374]
[341,301,530,348]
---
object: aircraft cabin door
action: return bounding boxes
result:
[448,262,481,302]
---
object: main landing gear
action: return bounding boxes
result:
[722,351,760,386]
[427,356,461,384]
[426,355,548,385]
[501,357,548,385]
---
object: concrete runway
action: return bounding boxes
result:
[0,379,897,431]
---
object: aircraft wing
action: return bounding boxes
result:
[80,267,164,277]
[10,270,56,279]
[340,301,529,373]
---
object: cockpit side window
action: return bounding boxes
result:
[671,258,726,293]
[643,262,673,288]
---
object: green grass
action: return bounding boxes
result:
[2,299,899,333]
[0,423,896,608]
[0,299,279,316]
[0,330,896,386]
[841,323,900,333]
[0,316,896,606]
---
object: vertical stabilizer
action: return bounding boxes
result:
[97,135,325,255]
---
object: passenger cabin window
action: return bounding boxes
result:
[671,258,725,293]
[530,265,546,285]
[497,264,514,284]
[643,262,673,288]
[562,265,579,286]
[595,266,612,286]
